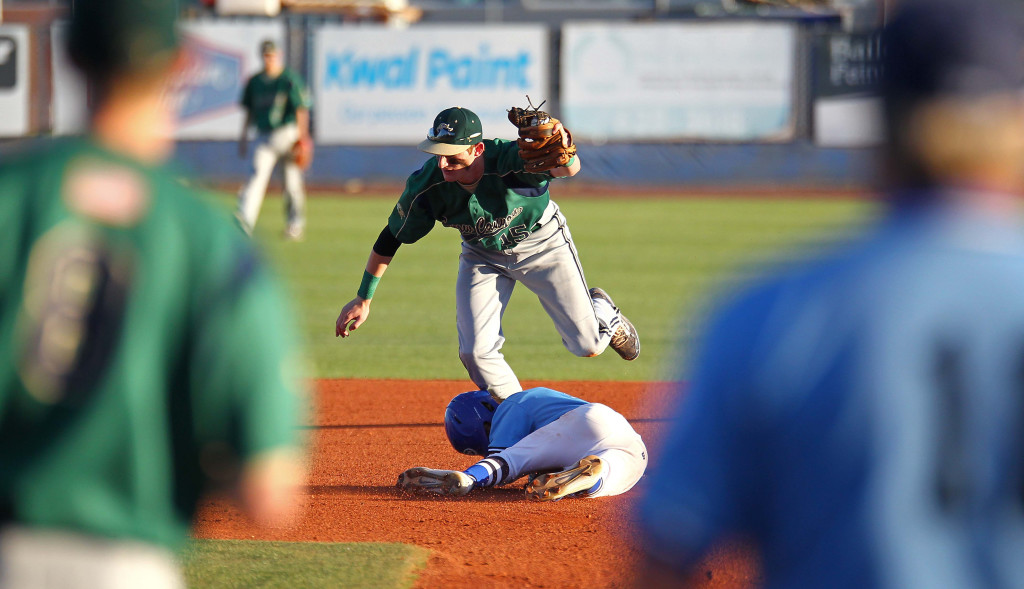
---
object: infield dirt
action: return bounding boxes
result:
[194,379,759,588]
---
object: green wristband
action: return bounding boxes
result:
[563,155,577,168]
[357,270,380,300]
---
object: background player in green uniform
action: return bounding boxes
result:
[0,2,306,587]
[237,39,312,240]
[335,107,640,400]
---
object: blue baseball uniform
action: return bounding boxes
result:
[466,387,647,498]
[486,388,587,452]
[638,199,1024,588]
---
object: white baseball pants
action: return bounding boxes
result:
[0,526,184,589]
[456,201,619,400]
[496,403,648,497]
[237,123,305,235]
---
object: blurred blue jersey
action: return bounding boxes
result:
[639,199,1024,589]
[488,387,588,453]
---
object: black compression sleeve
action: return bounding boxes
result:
[372,225,402,257]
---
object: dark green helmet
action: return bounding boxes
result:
[68,0,181,77]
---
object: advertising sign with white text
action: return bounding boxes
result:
[0,25,29,137]
[52,20,285,138]
[174,20,286,140]
[562,22,796,142]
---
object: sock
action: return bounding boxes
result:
[464,464,489,486]
[463,456,510,487]
[590,296,620,336]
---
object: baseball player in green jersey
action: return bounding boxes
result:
[237,39,312,240]
[0,2,306,587]
[335,107,640,400]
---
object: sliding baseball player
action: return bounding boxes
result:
[397,387,648,501]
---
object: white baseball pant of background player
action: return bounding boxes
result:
[457,201,621,400]
[237,123,305,235]
[499,403,647,496]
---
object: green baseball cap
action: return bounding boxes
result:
[68,0,181,76]
[418,107,483,156]
[260,39,279,55]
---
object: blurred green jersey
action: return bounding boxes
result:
[241,68,311,133]
[0,137,304,550]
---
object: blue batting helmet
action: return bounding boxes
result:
[444,390,497,456]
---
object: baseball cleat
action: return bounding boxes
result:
[609,316,640,361]
[283,224,305,242]
[589,287,640,361]
[397,467,474,497]
[526,455,604,502]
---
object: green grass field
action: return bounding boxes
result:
[183,540,427,589]
[189,193,876,588]
[245,194,876,383]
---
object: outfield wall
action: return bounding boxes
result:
[0,136,874,190]
[2,9,883,190]
[174,140,876,190]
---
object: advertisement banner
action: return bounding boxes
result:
[562,22,796,142]
[313,24,549,145]
[0,25,29,137]
[52,20,284,138]
[174,20,285,140]
[812,31,883,147]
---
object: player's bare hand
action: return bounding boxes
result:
[553,121,571,148]
[336,297,371,338]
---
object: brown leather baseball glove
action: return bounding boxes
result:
[291,136,314,170]
[508,101,577,173]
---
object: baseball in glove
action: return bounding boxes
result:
[507,98,577,173]
[291,136,314,170]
